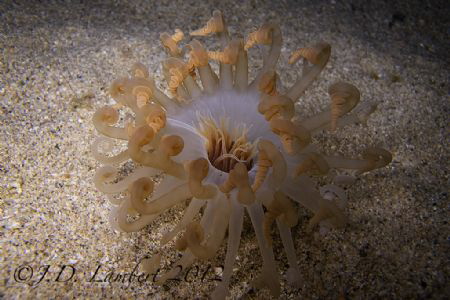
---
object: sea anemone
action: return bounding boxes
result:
[92,10,392,298]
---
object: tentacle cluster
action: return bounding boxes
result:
[92,10,392,298]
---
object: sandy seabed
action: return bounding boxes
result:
[0,0,448,299]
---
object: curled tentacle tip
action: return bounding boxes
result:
[308,196,347,232]
[289,42,331,65]
[258,70,278,96]
[110,77,128,100]
[143,104,167,132]
[187,157,209,179]
[270,118,311,154]
[356,102,378,125]
[130,177,155,197]
[160,29,184,57]
[94,106,119,124]
[230,162,255,205]
[163,57,190,98]
[190,10,225,36]
[208,39,240,65]
[96,165,118,181]
[172,29,184,41]
[244,23,274,50]
[360,147,392,173]
[252,139,287,191]
[329,82,361,131]
[263,190,299,245]
[187,40,209,67]
[123,77,156,109]
[258,94,295,121]
[175,235,188,251]
[131,62,149,79]
[160,135,184,156]
[185,221,205,245]
[186,157,217,199]
[130,125,155,146]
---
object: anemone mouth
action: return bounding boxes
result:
[196,115,255,173]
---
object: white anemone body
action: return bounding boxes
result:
[168,89,280,184]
